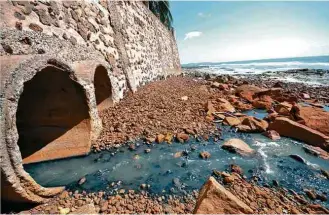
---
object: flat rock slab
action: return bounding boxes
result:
[194,176,253,214]
[269,117,329,152]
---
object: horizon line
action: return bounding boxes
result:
[182,54,329,65]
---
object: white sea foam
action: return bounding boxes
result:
[253,140,276,174]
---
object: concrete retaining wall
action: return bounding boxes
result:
[0,0,180,203]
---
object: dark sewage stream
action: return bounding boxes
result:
[24,110,329,208]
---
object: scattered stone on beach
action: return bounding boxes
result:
[252,95,273,110]
[128,144,136,151]
[78,177,86,185]
[316,193,328,202]
[174,151,183,158]
[70,203,96,214]
[216,98,235,112]
[230,164,243,175]
[205,100,216,116]
[165,133,173,144]
[301,93,311,99]
[304,189,317,200]
[223,116,241,126]
[238,116,268,132]
[274,102,292,116]
[176,133,189,142]
[303,145,322,157]
[199,151,211,159]
[211,81,221,88]
[263,130,281,140]
[264,112,278,123]
[181,96,188,101]
[58,207,70,215]
[145,137,156,143]
[320,169,329,179]
[235,84,263,102]
[289,154,306,164]
[156,134,165,143]
[213,113,226,120]
[222,138,255,156]
[144,148,151,153]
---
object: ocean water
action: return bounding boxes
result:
[183,55,329,85]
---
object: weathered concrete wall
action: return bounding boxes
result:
[0,0,181,203]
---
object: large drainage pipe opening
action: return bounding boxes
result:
[94,66,113,111]
[16,65,91,164]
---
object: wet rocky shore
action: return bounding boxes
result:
[19,73,329,214]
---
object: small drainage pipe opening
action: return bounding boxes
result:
[94,65,113,112]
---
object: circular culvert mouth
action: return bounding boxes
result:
[94,65,113,112]
[16,65,91,164]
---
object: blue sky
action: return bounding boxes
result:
[170,1,329,64]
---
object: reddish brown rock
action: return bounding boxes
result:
[29,23,43,32]
[230,164,243,175]
[165,133,173,144]
[218,83,229,91]
[156,134,165,143]
[252,95,273,110]
[262,130,280,140]
[274,102,292,116]
[174,151,183,158]
[176,133,189,142]
[235,85,263,102]
[298,106,329,136]
[223,117,241,126]
[193,177,253,214]
[233,101,253,111]
[269,117,329,151]
[303,145,329,160]
[199,151,211,159]
[205,101,216,115]
[216,98,235,112]
[264,112,278,122]
[222,138,255,156]
[238,116,268,132]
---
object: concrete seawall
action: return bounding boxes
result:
[0,0,181,203]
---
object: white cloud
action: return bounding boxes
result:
[184,31,203,40]
[198,12,211,18]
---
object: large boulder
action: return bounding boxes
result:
[194,177,253,214]
[298,106,329,136]
[222,138,255,156]
[269,117,329,151]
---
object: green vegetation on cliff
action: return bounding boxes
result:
[144,1,173,30]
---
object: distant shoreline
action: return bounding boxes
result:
[182,55,329,67]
